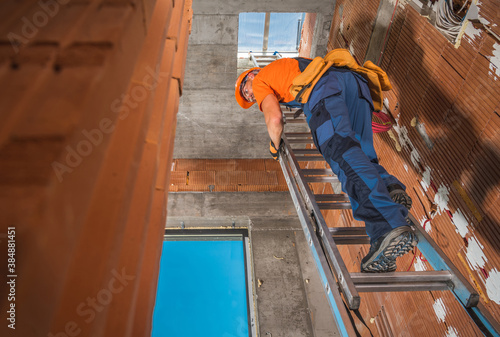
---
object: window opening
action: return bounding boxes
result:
[152,229,255,337]
[238,12,305,55]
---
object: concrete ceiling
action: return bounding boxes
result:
[173,0,335,159]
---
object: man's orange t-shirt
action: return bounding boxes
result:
[252,58,302,111]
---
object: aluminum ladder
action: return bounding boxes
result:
[248,51,282,68]
[278,108,500,337]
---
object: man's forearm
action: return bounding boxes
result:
[261,94,284,146]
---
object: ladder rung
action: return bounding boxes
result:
[331,226,369,244]
[315,194,348,202]
[351,271,453,292]
[287,139,314,144]
[283,112,304,118]
[354,282,450,292]
[285,132,311,137]
[293,149,320,155]
[302,169,332,175]
[330,227,367,235]
[331,236,370,245]
[304,176,338,183]
[295,156,325,161]
[254,57,277,61]
[317,202,352,209]
[351,271,453,283]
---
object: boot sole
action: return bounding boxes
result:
[390,189,413,211]
[361,226,418,273]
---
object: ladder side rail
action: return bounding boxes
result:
[249,52,260,68]
[282,136,361,310]
[279,150,357,337]
[467,303,500,337]
[410,214,500,335]
[408,213,479,307]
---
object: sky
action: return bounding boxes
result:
[238,12,305,52]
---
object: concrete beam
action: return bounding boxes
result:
[310,13,334,58]
[193,0,336,15]
[364,0,398,64]
[167,192,300,217]
[184,45,238,90]
[189,14,239,45]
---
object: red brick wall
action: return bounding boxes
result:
[326,1,500,335]
[0,0,191,336]
[169,159,289,192]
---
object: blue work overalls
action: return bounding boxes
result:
[295,64,408,244]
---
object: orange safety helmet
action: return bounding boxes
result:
[235,67,260,109]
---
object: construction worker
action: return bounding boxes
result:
[235,50,418,272]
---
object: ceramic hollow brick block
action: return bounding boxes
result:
[166,0,186,50]
[0,65,51,146]
[16,5,89,43]
[46,5,135,46]
[156,83,179,190]
[188,171,215,185]
[237,185,274,192]
[0,138,63,184]
[0,1,68,39]
[141,0,167,28]
[175,159,208,171]
[235,159,267,171]
[130,212,166,336]
[101,142,159,336]
[264,159,282,171]
[215,171,247,186]
[168,171,187,186]
[13,68,99,138]
[172,14,190,95]
[156,121,178,190]
[205,159,237,171]
[14,44,58,66]
[214,185,239,192]
[145,43,177,143]
[177,184,210,192]
[268,185,289,192]
[247,171,278,185]
[161,129,177,193]
[276,171,287,186]
[86,5,140,43]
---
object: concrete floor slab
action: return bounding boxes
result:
[251,229,314,337]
